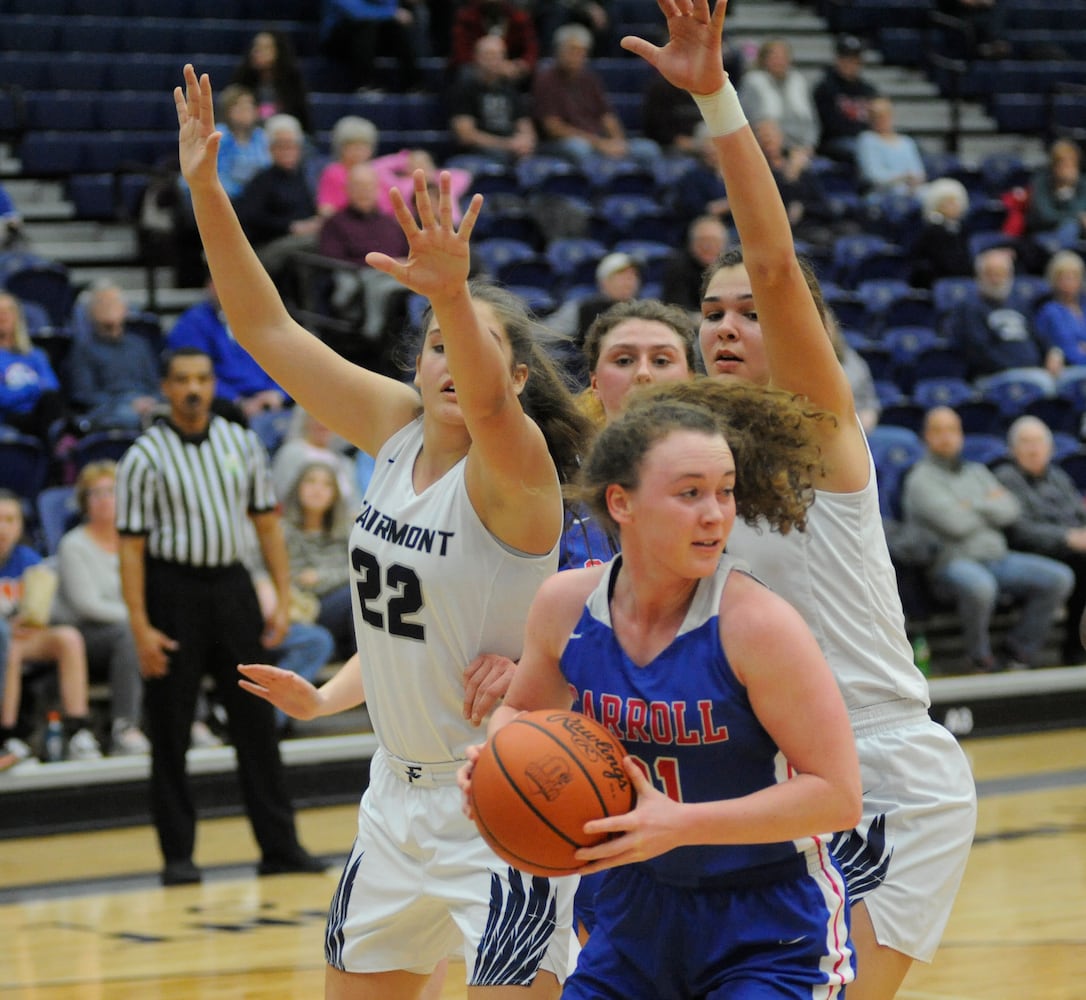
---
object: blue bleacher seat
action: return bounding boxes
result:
[506,285,557,317]
[868,423,925,517]
[497,256,556,291]
[97,93,175,133]
[473,238,538,281]
[1059,450,1086,492]
[71,429,139,472]
[977,368,1056,420]
[613,239,674,285]
[0,429,49,500]
[1056,366,1086,413]
[932,277,976,318]
[912,376,976,410]
[961,433,1008,467]
[1024,395,1079,435]
[545,237,608,289]
[25,93,98,132]
[4,260,77,328]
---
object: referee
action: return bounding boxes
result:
[117,346,322,886]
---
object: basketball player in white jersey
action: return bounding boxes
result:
[177,64,593,999]
[622,4,977,998]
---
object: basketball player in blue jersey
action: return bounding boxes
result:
[621,4,978,998]
[462,384,862,998]
[177,64,594,1000]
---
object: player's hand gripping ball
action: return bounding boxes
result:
[469,710,635,876]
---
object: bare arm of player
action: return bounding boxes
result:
[622,1,869,491]
[238,653,366,721]
[366,173,564,555]
[574,571,861,872]
[175,64,421,458]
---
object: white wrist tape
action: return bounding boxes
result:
[692,81,747,136]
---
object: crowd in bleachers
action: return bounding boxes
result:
[4,0,1086,766]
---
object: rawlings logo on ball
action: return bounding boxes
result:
[549,712,631,794]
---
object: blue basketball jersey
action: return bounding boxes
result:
[560,554,823,886]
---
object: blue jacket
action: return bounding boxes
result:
[0,347,59,417]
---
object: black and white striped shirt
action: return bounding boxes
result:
[115,416,277,568]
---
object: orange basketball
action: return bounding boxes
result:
[469,709,635,877]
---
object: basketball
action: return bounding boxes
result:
[469,709,635,877]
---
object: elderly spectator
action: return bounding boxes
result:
[236,114,322,285]
[910,177,974,289]
[66,285,160,431]
[738,38,819,156]
[315,115,379,218]
[903,406,1074,672]
[317,162,410,343]
[531,22,658,166]
[943,247,1062,381]
[995,415,1086,664]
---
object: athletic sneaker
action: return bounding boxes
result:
[190,719,223,749]
[0,737,33,771]
[111,720,151,756]
[67,728,103,761]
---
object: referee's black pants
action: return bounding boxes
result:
[144,559,302,865]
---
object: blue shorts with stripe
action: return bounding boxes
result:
[565,853,854,1000]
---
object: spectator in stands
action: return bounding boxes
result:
[66,285,160,432]
[903,406,1074,673]
[213,84,271,202]
[280,461,356,662]
[813,34,879,163]
[272,408,363,511]
[449,0,540,89]
[855,96,927,199]
[320,0,417,94]
[660,214,729,318]
[531,23,659,167]
[1035,249,1086,367]
[753,118,854,246]
[449,34,538,163]
[0,291,64,443]
[53,462,150,756]
[547,251,643,383]
[0,489,103,766]
[0,181,26,250]
[944,247,1062,381]
[738,38,819,157]
[910,177,974,289]
[315,116,379,218]
[236,114,322,287]
[828,310,880,432]
[231,30,312,133]
[642,32,743,155]
[995,415,1086,665]
[1026,139,1086,246]
[317,163,410,343]
[166,275,290,420]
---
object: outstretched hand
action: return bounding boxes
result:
[620,0,729,97]
[238,663,322,721]
[365,170,483,302]
[174,63,222,191]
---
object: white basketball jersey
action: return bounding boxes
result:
[727,433,929,716]
[349,418,559,763]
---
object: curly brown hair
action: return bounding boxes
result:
[568,377,831,536]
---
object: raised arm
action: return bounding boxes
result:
[366,173,564,553]
[622,2,867,485]
[175,65,420,457]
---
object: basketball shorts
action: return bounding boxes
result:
[324,747,576,984]
[565,848,854,999]
[830,705,977,962]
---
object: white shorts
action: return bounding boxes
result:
[325,747,577,984]
[830,706,977,962]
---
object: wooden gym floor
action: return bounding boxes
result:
[0,727,1083,1000]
